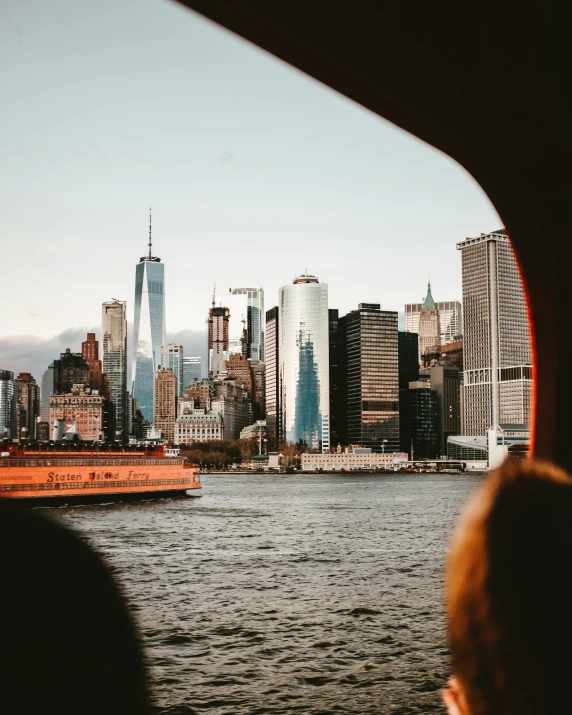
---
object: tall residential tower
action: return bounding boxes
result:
[132,211,166,421]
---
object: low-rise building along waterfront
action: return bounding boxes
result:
[302,451,408,471]
[49,386,105,442]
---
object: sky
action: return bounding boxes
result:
[0,0,500,380]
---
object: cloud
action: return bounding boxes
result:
[0,327,208,383]
[217,149,233,163]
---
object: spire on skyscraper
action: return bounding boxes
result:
[148,206,152,260]
[422,280,436,311]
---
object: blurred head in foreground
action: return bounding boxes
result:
[444,459,572,715]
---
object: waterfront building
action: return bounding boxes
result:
[302,450,408,471]
[408,380,439,458]
[264,306,280,449]
[81,332,102,393]
[49,386,105,442]
[405,297,462,345]
[338,304,399,452]
[165,344,184,396]
[53,349,90,395]
[457,228,533,435]
[279,274,330,451]
[418,282,441,363]
[40,362,55,423]
[211,377,252,441]
[429,359,462,456]
[102,300,128,441]
[240,420,266,442]
[132,211,166,422]
[182,356,202,390]
[217,287,265,360]
[15,373,40,440]
[153,369,177,444]
[0,369,17,439]
[398,331,419,454]
[208,302,230,378]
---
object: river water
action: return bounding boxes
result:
[49,472,483,714]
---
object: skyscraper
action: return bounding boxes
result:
[405,298,462,344]
[102,300,128,440]
[82,332,102,393]
[398,331,419,453]
[429,359,462,455]
[182,356,202,389]
[40,362,55,422]
[418,282,441,363]
[328,308,345,448]
[166,344,184,396]
[15,373,40,440]
[265,306,280,450]
[339,304,400,452]
[132,211,166,422]
[0,369,17,439]
[279,274,329,451]
[208,302,230,377]
[218,288,265,360]
[154,369,177,444]
[457,228,533,435]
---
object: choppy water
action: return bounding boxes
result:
[48,472,483,714]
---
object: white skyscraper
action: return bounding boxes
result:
[279,274,329,452]
[457,228,533,436]
[132,211,166,422]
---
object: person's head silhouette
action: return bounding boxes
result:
[444,460,572,715]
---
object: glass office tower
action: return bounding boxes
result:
[132,217,166,422]
[102,300,128,439]
[279,275,329,451]
[339,304,400,452]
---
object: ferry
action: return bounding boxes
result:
[0,442,201,503]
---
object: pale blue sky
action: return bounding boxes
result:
[0,0,499,376]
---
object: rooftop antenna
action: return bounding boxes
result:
[148,206,152,259]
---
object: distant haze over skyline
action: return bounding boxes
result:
[1,0,499,368]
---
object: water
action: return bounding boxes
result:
[48,472,483,714]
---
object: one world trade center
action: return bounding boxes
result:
[132,211,166,422]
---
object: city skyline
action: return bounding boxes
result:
[1,0,500,349]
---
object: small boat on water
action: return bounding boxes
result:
[0,441,201,503]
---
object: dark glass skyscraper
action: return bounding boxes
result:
[398,331,419,453]
[132,212,166,422]
[339,304,399,452]
[265,306,280,450]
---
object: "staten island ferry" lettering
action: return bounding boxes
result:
[46,471,150,482]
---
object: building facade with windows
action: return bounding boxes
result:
[153,369,177,444]
[279,275,330,451]
[339,304,400,452]
[0,369,17,439]
[102,300,128,440]
[457,228,533,435]
[49,387,105,442]
[15,372,40,440]
[265,306,280,449]
[418,282,441,363]
[182,356,202,389]
[218,287,265,361]
[208,305,230,377]
[166,344,184,396]
[82,333,103,393]
[405,298,462,345]
[132,215,166,422]
[175,408,223,445]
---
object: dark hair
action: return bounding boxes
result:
[446,460,572,715]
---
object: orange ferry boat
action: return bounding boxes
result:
[0,442,200,503]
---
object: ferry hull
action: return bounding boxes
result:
[0,464,200,501]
